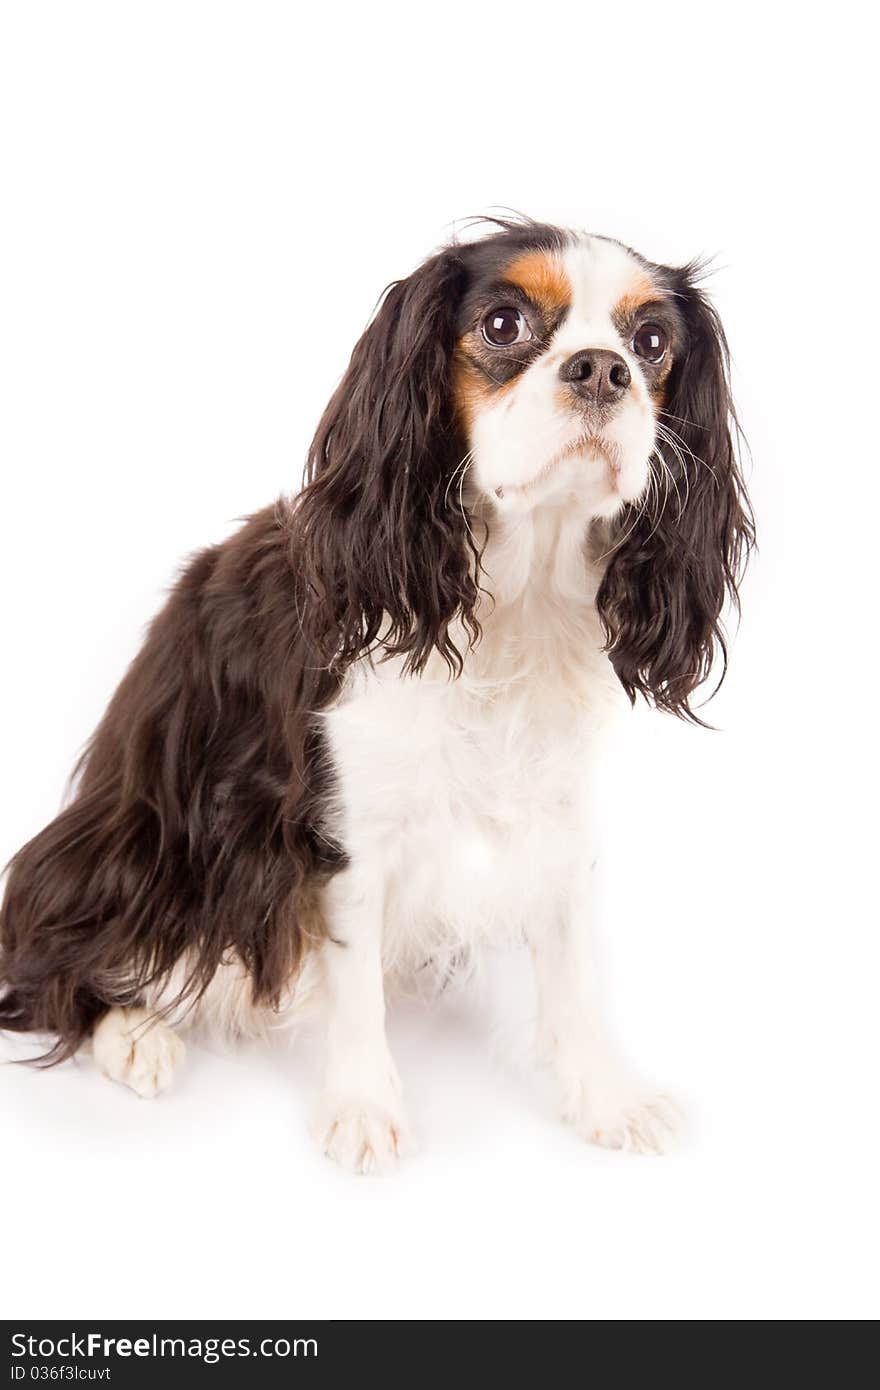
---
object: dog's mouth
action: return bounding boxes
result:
[493,433,622,500]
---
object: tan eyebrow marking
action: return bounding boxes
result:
[502,249,572,315]
[613,270,662,325]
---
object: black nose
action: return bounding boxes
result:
[559,349,631,405]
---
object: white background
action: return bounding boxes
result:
[1,0,877,1322]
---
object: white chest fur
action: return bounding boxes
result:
[321,509,626,976]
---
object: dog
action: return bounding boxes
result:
[0,218,753,1171]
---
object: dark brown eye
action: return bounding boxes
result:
[481,306,531,348]
[631,322,668,363]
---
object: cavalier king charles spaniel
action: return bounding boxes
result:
[0,219,753,1171]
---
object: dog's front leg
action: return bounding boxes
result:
[529,859,677,1155]
[312,865,414,1174]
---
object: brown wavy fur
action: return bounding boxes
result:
[0,508,345,1060]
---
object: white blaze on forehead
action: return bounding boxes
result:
[554,235,655,357]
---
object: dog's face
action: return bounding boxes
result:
[455,235,681,520]
[298,219,754,715]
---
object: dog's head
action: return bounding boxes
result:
[295,219,754,716]
[455,228,672,520]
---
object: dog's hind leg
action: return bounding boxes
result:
[91,1006,185,1099]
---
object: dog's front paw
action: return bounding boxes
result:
[312,1094,417,1175]
[92,1007,185,1099]
[562,1071,679,1155]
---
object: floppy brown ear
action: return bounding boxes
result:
[291,247,480,676]
[596,266,755,719]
